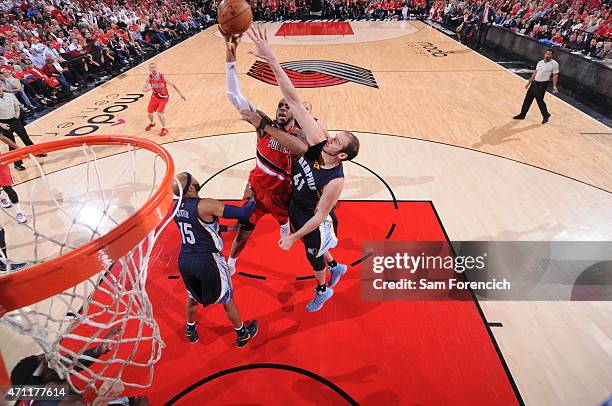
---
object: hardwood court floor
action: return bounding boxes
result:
[1,21,611,405]
[19,21,612,192]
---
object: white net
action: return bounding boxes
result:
[0,138,176,395]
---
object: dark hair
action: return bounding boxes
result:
[342,132,360,161]
[545,48,554,54]
[11,355,43,386]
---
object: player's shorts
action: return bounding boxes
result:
[147,95,169,113]
[0,164,14,187]
[240,186,289,231]
[289,203,338,271]
[178,252,232,306]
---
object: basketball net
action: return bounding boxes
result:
[0,136,177,396]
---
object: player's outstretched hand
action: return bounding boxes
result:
[247,25,274,62]
[222,27,242,57]
[278,234,296,251]
[240,109,264,127]
[97,325,122,354]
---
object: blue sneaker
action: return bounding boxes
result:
[328,263,347,288]
[306,287,334,312]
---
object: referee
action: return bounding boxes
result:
[0,87,45,171]
[513,49,559,124]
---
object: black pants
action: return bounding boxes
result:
[0,118,34,166]
[520,81,549,118]
[0,226,5,257]
[289,203,339,272]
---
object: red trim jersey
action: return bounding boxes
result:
[149,73,169,99]
[249,124,299,195]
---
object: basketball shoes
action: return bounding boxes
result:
[185,323,199,343]
[328,263,347,288]
[236,320,259,348]
[306,287,334,312]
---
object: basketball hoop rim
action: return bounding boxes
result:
[0,135,175,312]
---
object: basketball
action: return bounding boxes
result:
[217,0,253,35]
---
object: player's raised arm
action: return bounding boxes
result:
[247,26,326,146]
[279,178,344,250]
[239,109,308,155]
[224,31,255,112]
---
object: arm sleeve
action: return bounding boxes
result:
[226,62,255,112]
[221,198,255,221]
[75,347,103,371]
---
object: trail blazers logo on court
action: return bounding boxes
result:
[248,60,378,89]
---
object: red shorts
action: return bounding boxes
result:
[243,186,289,228]
[0,164,14,187]
[147,95,169,113]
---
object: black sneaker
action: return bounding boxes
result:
[235,320,259,348]
[14,164,26,171]
[185,324,199,343]
[542,113,551,124]
[35,153,47,158]
[0,262,28,273]
[512,114,526,120]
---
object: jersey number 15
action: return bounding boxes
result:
[178,222,195,244]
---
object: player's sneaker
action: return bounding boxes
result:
[15,212,27,224]
[306,287,334,312]
[328,263,347,288]
[185,324,199,343]
[160,128,169,136]
[1,197,11,208]
[235,320,258,348]
[145,123,156,131]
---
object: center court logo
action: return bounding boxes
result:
[248,60,378,89]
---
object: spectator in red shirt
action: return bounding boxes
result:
[41,57,74,93]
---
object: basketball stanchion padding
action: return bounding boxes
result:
[0,136,176,396]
